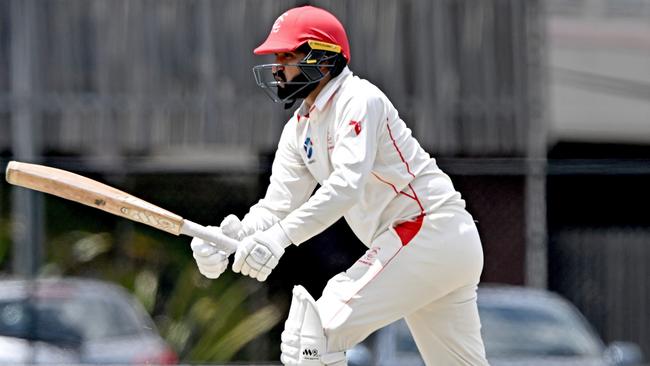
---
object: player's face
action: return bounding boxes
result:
[272,51,306,86]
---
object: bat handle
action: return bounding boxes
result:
[180,220,239,255]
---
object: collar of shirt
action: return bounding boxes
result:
[298,66,352,117]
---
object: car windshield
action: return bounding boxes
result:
[479,303,604,358]
[0,296,143,344]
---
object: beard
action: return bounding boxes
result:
[275,70,319,102]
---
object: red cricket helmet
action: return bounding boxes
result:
[254,5,351,62]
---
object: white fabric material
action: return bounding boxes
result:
[316,206,488,365]
[240,66,463,246]
[219,214,247,240]
[242,66,487,364]
[190,226,229,279]
[232,223,291,282]
[280,286,347,366]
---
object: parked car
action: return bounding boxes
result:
[348,284,644,366]
[0,277,178,364]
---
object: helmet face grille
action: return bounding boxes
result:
[252,63,323,105]
[301,46,348,79]
[252,57,338,105]
[252,34,348,106]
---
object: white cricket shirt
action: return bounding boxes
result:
[242,67,464,247]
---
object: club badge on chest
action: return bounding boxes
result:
[303,136,316,164]
[301,123,333,183]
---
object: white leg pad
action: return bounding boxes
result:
[280,285,347,366]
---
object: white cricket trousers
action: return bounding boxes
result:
[316,204,488,366]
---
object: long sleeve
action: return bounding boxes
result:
[241,118,318,235]
[279,95,384,245]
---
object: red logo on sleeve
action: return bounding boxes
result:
[349,120,362,135]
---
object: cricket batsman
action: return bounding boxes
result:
[190,5,488,366]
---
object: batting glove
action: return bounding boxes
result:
[191,226,229,279]
[232,223,292,282]
[219,214,247,240]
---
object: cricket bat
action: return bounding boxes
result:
[5,161,239,254]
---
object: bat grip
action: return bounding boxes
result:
[180,220,239,254]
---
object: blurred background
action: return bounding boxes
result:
[0,0,648,364]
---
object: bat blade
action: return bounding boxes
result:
[5,161,238,253]
[6,161,183,234]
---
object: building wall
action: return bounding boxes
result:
[546,0,650,355]
[547,0,650,143]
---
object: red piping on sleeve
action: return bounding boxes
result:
[386,122,416,178]
[407,183,425,213]
[386,120,425,214]
[371,174,424,214]
[372,172,399,195]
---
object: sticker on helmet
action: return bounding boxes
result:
[307,40,341,54]
[272,12,288,33]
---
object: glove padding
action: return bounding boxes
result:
[191,226,229,279]
[232,223,292,282]
[220,214,246,240]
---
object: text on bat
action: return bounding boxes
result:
[120,207,178,231]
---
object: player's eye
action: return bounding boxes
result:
[276,52,297,62]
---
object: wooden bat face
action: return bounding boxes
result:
[5,161,184,235]
[5,161,240,254]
